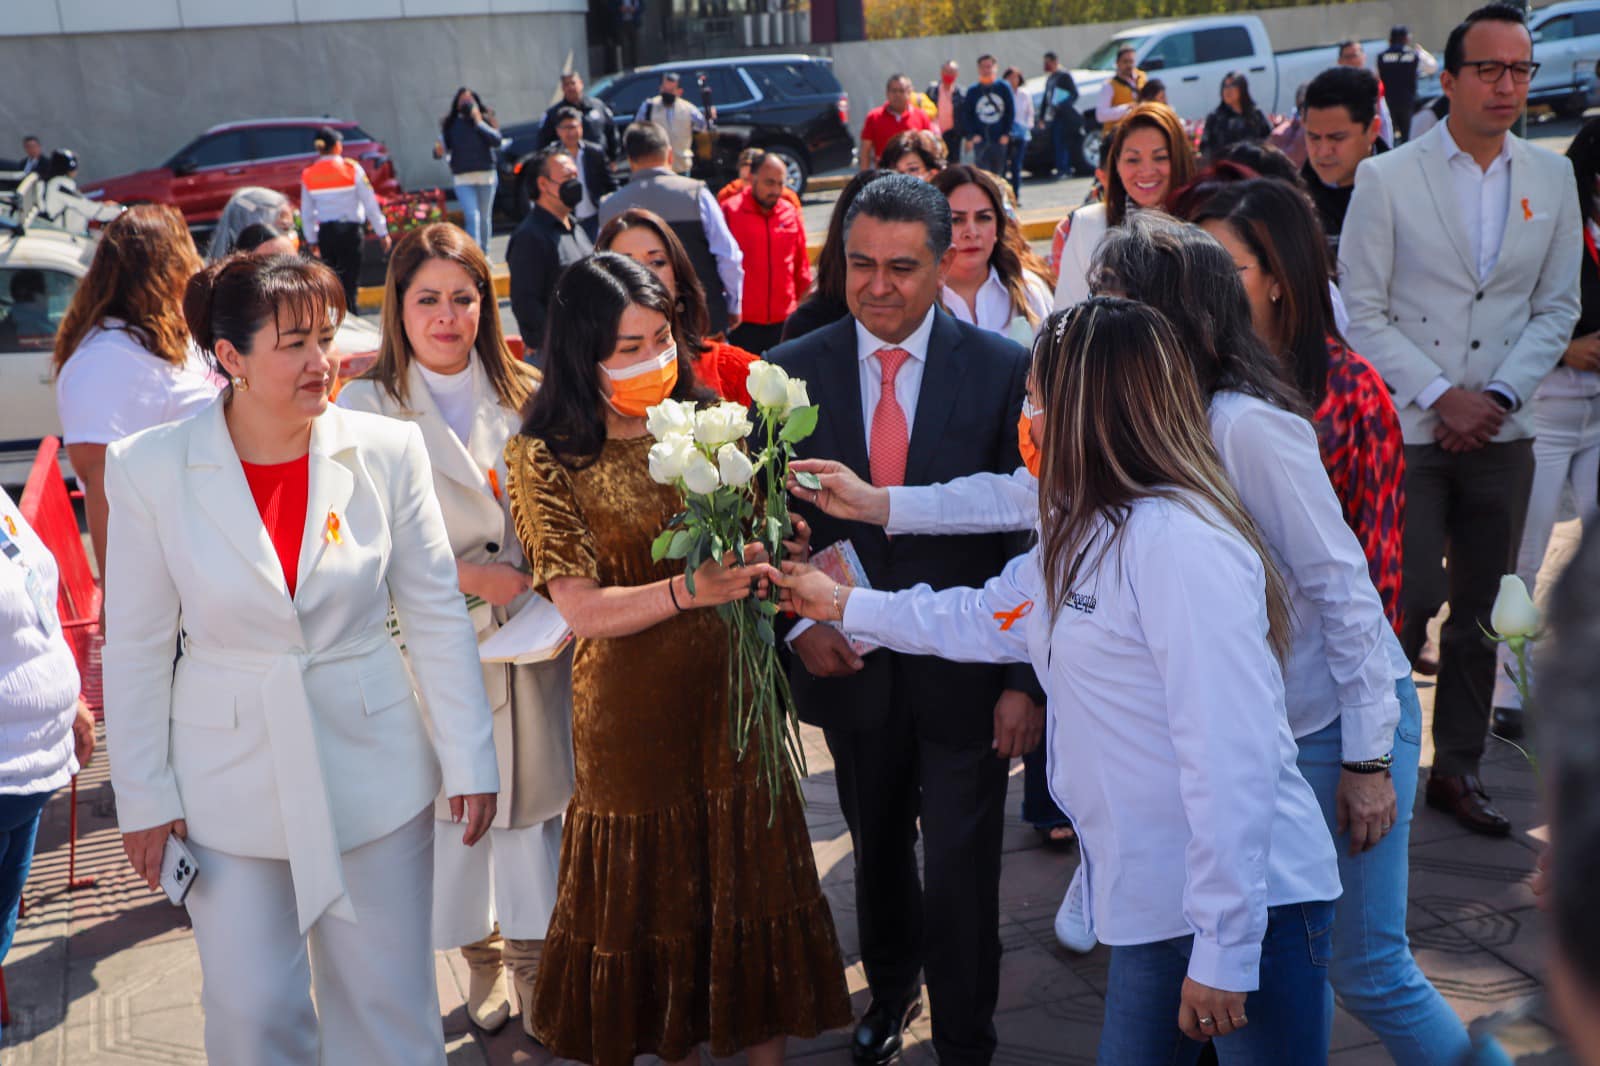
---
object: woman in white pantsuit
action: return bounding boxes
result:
[339,223,575,1036]
[102,253,499,1066]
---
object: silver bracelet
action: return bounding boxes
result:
[832,583,843,621]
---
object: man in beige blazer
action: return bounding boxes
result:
[1340,2,1581,836]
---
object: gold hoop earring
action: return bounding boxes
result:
[234,375,249,392]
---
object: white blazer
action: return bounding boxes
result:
[1051,201,1109,311]
[102,399,499,933]
[1339,121,1582,444]
[338,362,574,829]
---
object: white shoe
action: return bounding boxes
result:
[1054,867,1096,953]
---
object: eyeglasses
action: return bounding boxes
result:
[1458,60,1540,83]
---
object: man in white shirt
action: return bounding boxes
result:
[1339,1,1582,836]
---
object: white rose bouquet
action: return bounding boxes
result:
[646,364,820,814]
[1484,574,1543,768]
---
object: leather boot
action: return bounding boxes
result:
[461,931,511,1033]
[502,938,545,1040]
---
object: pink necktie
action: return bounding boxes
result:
[870,347,911,487]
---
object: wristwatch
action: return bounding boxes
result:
[1341,753,1394,775]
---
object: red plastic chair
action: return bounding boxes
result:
[19,436,101,893]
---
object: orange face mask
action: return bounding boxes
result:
[1018,398,1043,478]
[602,344,679,418]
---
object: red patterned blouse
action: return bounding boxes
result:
[1313,338,1405,634]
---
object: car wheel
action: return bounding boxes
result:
[1080,127,1102,171]
[763,144,809,194]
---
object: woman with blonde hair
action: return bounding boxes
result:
[337,222,573,1037]
[931,164,1053,341]
[1052,102,1196,309]
[772,297,1340,1062]
[53,203,220,569]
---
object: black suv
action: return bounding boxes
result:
[497,54,852,216]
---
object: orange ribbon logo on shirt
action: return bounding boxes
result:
[325,510,342,545]
[2,515,15,536]
[1522,197,1533,221]
[994,600,1034,631]
[487,468,503,501]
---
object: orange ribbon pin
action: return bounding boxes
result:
[1522,197,1533,221]
[3,515,15,536]
[487,467,502,501]
[994,600,1034,631]
[325,510,342,545]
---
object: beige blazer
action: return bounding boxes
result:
[338,362,574,829]
[1339,121,1582,444]
[102,400,499,932]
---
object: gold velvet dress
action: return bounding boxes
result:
[505,432,851,1066]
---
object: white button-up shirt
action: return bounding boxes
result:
[883,390,1404,761]
[941,267,1053,341]
[843,495,1341,991]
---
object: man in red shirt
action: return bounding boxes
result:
[721,152,812,353]
[861,74,934,169]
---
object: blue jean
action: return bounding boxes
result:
[1007,135,1029,203]
[1296,677,1511,1066]
[1020,740,1069,828]
[973,138,1008,176]
[1099,900,1336,1065]
[454,178,497,253]
[0,790,53,1036]
[1052,113,1090,176]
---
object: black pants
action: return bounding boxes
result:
[318,221,364,313]
[942,129,964,165]
[825,702,1008,1066]
[1399,439,1535,775]
[728,319,786,355]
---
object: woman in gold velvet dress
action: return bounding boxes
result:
[505,254,850,1066]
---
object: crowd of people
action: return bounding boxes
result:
[6,3,1600,1065]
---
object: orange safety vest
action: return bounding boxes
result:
[300,154,361,192]
[1102,71,1149,135]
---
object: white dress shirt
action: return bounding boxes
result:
[884,390,1404,761]
[941,268,1053,341]
[843,496,1341,991]
[1095,78,1139,125]
[1414,120,1518,411]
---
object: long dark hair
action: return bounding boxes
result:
[1089,211,1305,414]
[932,164,1047,327]
[1221,71,1261,118]
[441,87,491,133]
[520,254,712,468]
[1189,179,1340,408]
[1568,114,1600,229]
[1032,297,1292,658]
[597,207,711,361]
[807,169,891,307]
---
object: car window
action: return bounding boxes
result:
[346,126,374,142]
[1537,14,1575,41]
[1081,34,1149,71]
[601,75,658,119]
[751,62,826,99]
[0,266,77,351]
[1146,32,1197,70]
[688,68,753,107]
[251,126,317,160]
[185,131,248,169]
[1195,26,1254,64]
[1577,9,1600,35]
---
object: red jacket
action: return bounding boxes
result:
[721,189,812,326]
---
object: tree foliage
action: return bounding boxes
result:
[865,0,1353,41]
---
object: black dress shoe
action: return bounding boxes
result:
[1492,706,1525,741]
[1426,773,1511,837]
[852,993,923,1064]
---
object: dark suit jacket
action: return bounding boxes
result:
[575,141,617,208]
[769,309,1041,746]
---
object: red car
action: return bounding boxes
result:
[79,118,401,229]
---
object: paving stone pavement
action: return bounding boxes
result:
[5,526,1582,1066]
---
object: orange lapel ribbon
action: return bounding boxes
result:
[994,600,1034,631]
[1522,197,1533,221]
[487,468,503,501]
[2,515,15,536]
[325,510,342,545]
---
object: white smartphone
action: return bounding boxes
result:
[159,833,200,906]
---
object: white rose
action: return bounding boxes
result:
[647,433,696,483]
[745,360,792,409]
[645,398,696,440]
[717,443,755,487]
[681,450,721,495]
[784,377,811,414]
[1490,574,1540,640]
[694,401,754,446]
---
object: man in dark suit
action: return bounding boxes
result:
[551,105,616,241]
[536,70,619,158]
[768,174,1043,1066]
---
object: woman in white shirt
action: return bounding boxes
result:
[0,487,93,1035]
[930,165,1053,343]
[1053,103,1196,311]
[338,223,574,1038]
[774,297,1341,1062]
[53,205,222,569]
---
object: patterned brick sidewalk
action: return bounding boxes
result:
[5,529,1581,1066]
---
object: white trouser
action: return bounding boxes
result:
[184,808,444,1066]
[1494,391,1600,708]
[431,813,563,947]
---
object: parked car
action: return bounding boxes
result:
[1057,16,1385,165]
[0,184,380,484]
[497,54,852,216]
[78,118,401,232]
